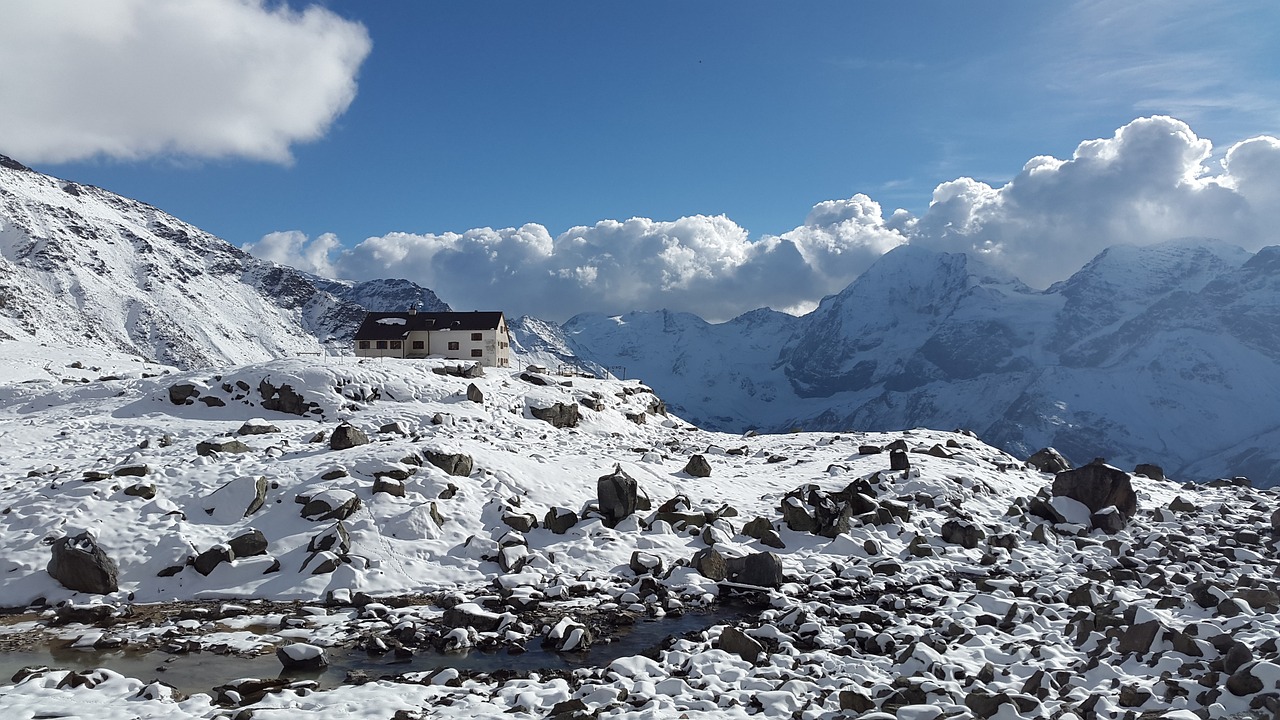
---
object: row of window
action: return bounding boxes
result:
[357,339,485,357]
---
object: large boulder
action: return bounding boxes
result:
[196,437,252,457]
[530,402,580,428]
[424,450,473,477]
[683,455,712,477]
[727,551,784,588]
[597,464,638,527]
[329,423,369,451]
[276,643,328,671]
[259,380,309,416]
[1028,448,1072,473]
[168,383,201,405]
[299,489,362,522]
[48,532,119,594]
[1051,460,1137,518]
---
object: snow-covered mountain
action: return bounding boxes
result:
[0,155,446,368]
[549,239,1280,486]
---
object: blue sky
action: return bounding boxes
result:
[2,1,1279,320]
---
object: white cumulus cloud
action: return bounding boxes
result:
[249,117,1280,321]
[0,0,370,164]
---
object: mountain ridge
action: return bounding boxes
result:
[0,155,445,368]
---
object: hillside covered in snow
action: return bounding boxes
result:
[1,350,1279,718]
[537,239,1280,487]
[0,155,445,368]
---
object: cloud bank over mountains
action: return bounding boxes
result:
[0,0,370,164]
[254,116,1280,322]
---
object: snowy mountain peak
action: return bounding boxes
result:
[0,159,443,367]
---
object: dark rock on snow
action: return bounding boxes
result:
[48,532,119,594]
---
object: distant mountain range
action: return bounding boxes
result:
[4,153,1279,486]
[515,240,1280,487]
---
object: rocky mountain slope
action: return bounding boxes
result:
[0,154,445,368]
[544,239,1280,487]
[2,350,1279,718]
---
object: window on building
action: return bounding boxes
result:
[471,332,483,341]
[448,342,459,351]
[390,340,402,349]
[471,349,483,357]
[358,341,370,349]
[412,340,424,350]
[376,340,388,349]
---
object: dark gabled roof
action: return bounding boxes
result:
[354,311,506,341]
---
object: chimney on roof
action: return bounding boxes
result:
[408,303,419,315]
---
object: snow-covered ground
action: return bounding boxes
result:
[0,354,1277,719]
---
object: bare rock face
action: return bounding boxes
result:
[1051,460,1137,518]
[48,531,119,594]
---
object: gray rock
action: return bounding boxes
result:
[727,551,784,588]
[329,423,369,451]
[48,532,119,594]
[629,551,664,576]
[1133,463,1165,481]
[194,545,232,576]
[228,529,268,558]
[1027,447,1072,473]
[1090,506,1127,534]
[123,483,157,500]
[941,520,986,549]
[466,383,484,404]
[378,421,409,435]
[196,437,251,457]
[597,464,638,527]
[530,402,580,428]
[424,450,473,477]
[168,383,201,405]
[372,477,405,497]
[683,454,712,477]
[718,626,763,664]
[1052,460,1137,518]
[259,381,309,416]
[691,547,728,581]
[502,511,538,533]
[1117,620,1161,655]
[543,507,579,534]
[889,449,910,471]
[300,490,361,522]
[1227,662,1265,696]
[276,643,328,671]
[237,420,280,436]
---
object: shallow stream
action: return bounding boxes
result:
[0,609,747,696]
